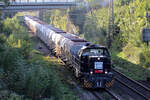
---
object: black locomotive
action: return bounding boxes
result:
[24,15,114,88]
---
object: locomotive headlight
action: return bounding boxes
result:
[90,70,93,74]
[108,72,113,77]
[105,70,108,74]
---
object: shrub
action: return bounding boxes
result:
[140,47,150,68]
[0,15,78,100]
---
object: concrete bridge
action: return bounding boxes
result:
[0,0,77,11]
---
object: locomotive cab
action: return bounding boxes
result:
[79,44,114,88]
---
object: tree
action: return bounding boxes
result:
[0,0,9,28]
[0,0,9,4]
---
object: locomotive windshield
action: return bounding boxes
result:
[82,48,110,56]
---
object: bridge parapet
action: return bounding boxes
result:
[9,0,76,3]
[0,0,77,11]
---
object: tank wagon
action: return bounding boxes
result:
[24,15,114,88]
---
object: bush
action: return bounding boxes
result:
[140,47,150,68]
[0,14,78,100]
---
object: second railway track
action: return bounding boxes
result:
[105,89,121,100]
[91,89,121,100]
[112,68,150,100]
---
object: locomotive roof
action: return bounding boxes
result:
[25,15,66,33]
[25,15,107,49]
[25,15,46,25]
[45,25,66,33]
[60,33,87,42]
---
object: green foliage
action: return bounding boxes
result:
[83,8,108,45]
[7,56,29,91]
[0,0,9,6]
[84,0,109,7]
[72,0,150,79]
[0,47,23,72]
[69,8,86,34]
[49,10,68,31]
[115,0,131,6]
[0,34,6,43]
[140,46,150,68]
[25,53,78,100]
[26,54,54,99]
[0,34,6,52]
[109,0,150,80]
[0,14,78,100]
[2,17,28,36]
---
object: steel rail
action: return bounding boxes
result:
[112,68,150,100]
[91,91,104,100]
[105,89,120,100]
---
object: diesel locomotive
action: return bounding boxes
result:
[24,15,114,88]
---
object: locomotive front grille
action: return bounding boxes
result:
[94,61,103,73]
[89,56,111,74]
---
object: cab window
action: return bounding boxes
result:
[82,48,110,56]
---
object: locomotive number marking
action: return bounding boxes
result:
[94,62,103,69]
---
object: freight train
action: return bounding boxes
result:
[24,15,114,88]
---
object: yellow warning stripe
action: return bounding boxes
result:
[84,80,92,88]
[106,79,114,88]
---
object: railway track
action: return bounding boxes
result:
[138,81,150,89]
[112,68,150,100]
[91,91,104,100]
[91,89,121,100]
[105,89,120,100]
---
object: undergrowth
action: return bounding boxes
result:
[111,50,150,80]
[0,14,78,100]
